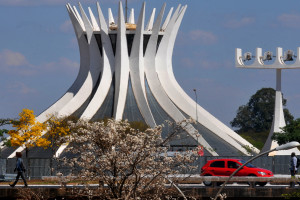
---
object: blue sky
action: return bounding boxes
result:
[1,0,300,128]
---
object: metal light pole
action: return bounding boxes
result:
[193,89,198,122]
[213,141,300,200]
[236,47,300,155]
[125,0,128,23]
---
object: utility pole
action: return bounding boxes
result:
[193,89,198,122]
[125,0,128,23]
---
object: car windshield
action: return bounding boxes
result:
[239,160,256,168]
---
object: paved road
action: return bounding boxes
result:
[0,182,295,188]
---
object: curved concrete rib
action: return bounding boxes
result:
[113,2,130,120]
[73,6,85,31]
[96,2,115,74]
[129,8,135,24]
[170,8,258,152]
[37,4,90,123]
[108,8,115,26]
[161,7,173,31]
[144,4,217,155]
[145,8,155,31]
[80,2,114,120]
[88,7,100,31]
[57,3,102,117]
[129,2,156,128]
[156,6,256,155]
[9,4,90,158]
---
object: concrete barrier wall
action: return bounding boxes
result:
[0,155,294,178]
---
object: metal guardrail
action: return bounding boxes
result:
[180,176,294,182]
[0,156,295,179]
[177,176,297,188]
[40,175,297,185]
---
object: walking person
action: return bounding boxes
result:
[289,152,300,188]
[9,152,28,187]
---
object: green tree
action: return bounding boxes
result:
[0,119,11,138]
[231,88,294,133]
[272,118,300,145]
[0,118,13,154]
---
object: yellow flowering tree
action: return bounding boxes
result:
[8,109,47,157]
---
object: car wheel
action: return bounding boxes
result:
[248,174,257,186]
[203,174,212,186]
[257,182,267,187]
[248,174,267,187]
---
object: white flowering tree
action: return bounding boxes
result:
[60,119,197,199]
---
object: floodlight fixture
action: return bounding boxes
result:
[243,52,252,61]
[263,51,273,61]
[283,50,294,61]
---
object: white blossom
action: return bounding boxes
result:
[58,119,197,199]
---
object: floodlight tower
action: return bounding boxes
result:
[236,47,300,155]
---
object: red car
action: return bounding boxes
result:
[201,158,273,186]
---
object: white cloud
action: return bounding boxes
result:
[60,20,73,33]
[180,57,195,68]
[0,49,28,67]
[42,57,79,73]
[6,82,37,94]
[188,30,217,45]
[0,49,79,76]
[223,17,255,28]
[199,60,221,69]
[180,53,233,69]
[0,0,118,6]
[0,49,36,75]
[278,13,300,28]
[198,60,232,69]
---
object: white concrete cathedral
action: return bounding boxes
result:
[7,2,259,158]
